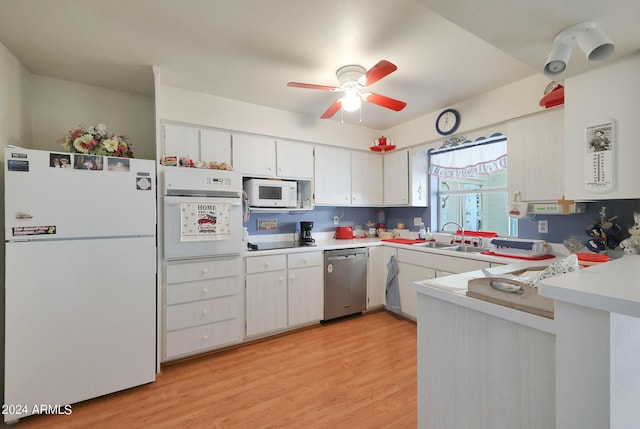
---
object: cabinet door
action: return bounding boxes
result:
[397,262,435,319]
[352,151,383,206]
[288,266,323,326]
[506,108,564,201]
[232,134,277,177]
[367,246,397,309]
[163,124,200,159]
[314,145,351,205]
[246,271,287,336]
[410,148,429,207]
[384,149,409,206]
[200,129,232,165]
[276,139,314,179]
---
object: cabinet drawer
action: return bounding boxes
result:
[397,248,490,274]
[166,275,240,305]
[246,254,286,274]
[166,257,241,284]
[165,318,242,360]
[287,251,323,269]
[397,248,434,266]
[166,295,241,331]
[431,254,490,274]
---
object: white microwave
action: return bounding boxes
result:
[245,178,298,208]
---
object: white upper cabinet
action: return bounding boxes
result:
[200,129,232,166]
[232,134,313,179]
[314,145,351,205]
[163,124,200,160]
[384,149,409,206]
[383,148,428,207]
[410,148,429,207]
[276,139,314,179]
[163,123,232,165]
[506,108,564,202]
[351,151,383,206]
[315,146,383,206]
[563,55,640,200]
[232,134,277,177]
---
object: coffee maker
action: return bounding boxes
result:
[300,221,315,245]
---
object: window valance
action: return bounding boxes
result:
[428,133,507,179]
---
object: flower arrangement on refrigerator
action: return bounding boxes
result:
[61,123,134,158]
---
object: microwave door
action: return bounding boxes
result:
[163,196,242,259]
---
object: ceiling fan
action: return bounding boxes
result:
[287,60,407,119]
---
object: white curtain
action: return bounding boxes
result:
[429,134,507,179]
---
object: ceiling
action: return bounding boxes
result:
[0,1,637,131]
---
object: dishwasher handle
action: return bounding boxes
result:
[328,254,360,261]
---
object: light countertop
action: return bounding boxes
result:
[411,262,557,334]
[244,232,549,265]
[538,255,640,318]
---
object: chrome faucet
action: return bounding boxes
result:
[441,221,465,247]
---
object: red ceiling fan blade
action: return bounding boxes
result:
[287,82,339,91]
[363,60,397,86]
[364,93,407,111]
[321,100,342,119]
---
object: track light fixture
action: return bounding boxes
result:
[544,22,615,78]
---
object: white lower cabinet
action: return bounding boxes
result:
[287,252,323,326]
[163,256,243,361]
[396,248,491,318]
[245,251,323,338]
[367,246,398,309]
[397,261,435,318]
[245,254,288,337]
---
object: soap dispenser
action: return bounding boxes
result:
[418,223,427,240]
[424,227,432,240]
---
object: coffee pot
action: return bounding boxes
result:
[300,221,314,244]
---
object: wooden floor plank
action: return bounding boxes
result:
[16,311,416,428]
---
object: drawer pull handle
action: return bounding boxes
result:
[202,287,209,294]
[202,334,209,341]
[202,268,209,274]
[202,309,208,315]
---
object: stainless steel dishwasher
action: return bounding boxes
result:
[324,248,368,321]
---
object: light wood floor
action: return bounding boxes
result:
[16,311,417,429]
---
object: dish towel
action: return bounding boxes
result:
[179,201,231,242]
[385,255,401,313]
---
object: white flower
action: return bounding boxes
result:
[96,123,108,133]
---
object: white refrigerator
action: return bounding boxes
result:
[4,147,157,423]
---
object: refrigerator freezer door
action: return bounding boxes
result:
[4,237,156,422]
[5,147,156,240]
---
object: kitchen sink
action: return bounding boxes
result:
[412,241,456,249]
[412,241,484,253]
[449,245,484,253]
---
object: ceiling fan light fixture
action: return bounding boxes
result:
[341,90,362,112]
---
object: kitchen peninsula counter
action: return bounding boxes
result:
[411,261,557,429]
[413,255,640,429]
[537,255,640,429]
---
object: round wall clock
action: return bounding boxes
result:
[435,108,461,136]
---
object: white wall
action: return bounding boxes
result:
[157,73,551,155]
[563,52,640,200]
[386,73,550,148]
[156,84,381,151]
[29,75,156,160]
[0,42,32,152]
[0,39,32,407]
